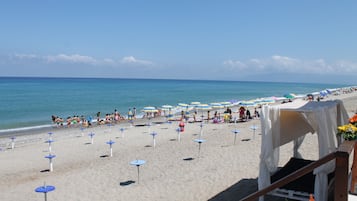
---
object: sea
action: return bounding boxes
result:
[0,77,350,134]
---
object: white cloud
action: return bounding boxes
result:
[14,53,39,60]
[8,53,156,68]
[223,55,357,75]
[222,60,247,70]
[120,56,153,65]
[46,54,97,64]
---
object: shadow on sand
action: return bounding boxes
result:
[208,178,285,201]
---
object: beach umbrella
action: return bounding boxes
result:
[150,131,157,148]
[199,122,204,138]
[220,101,232,108]
[130,159,146,184]
[146,121,152,134]
[35,182,55,201]
[232,129,240,145]
[88,132,95,144]
[320,90,328,97]
[142,106,158,113]
[239,101,256,107]
[45,139,54,153]
[106,123,113,133]
[190,101,201,106]
[142,106,156,111]
[196,104,212,119]
[45,154,56,172]
[48,132,54,140]
[178,103,189,107]
[176,128,181,142]
[10,136,16,149]
[106,140,115,157]
[260,98,275,104]
[283,93,295,99]
[194,139,206,159]
[161,105,173,118]
[120,127,125,138]
[162,104,173,109]
[250,125,258,139]
[80,127,85,137]
[178,103,190,115]
[210,103,224,109]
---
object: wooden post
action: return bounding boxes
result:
[350,142,357,194]
[334,151,349,201]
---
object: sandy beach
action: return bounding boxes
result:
[0,91,356,201]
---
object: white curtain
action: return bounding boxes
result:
[258,100,349,201]
[258,105,280,201]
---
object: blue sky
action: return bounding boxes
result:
[0,1,356,84]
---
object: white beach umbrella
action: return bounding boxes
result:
[178,103,189,107]
[210,103,224,109]
[239,101,256,107]
[196,104,212,121]
[220,101,232,108]
[161,105,173,110]
[142,106,158,113]
[161,105,173,117]
[196,104,212,111]
[190,101,201,106]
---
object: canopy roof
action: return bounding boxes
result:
[258,99,349,201]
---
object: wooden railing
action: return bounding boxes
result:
[240,140,356,201]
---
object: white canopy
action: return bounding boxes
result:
[258,99,349,201]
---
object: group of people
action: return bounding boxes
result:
[51,115,92,127]
[51,107,138,128]
[177,106,260,124]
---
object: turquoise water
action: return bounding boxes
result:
[0,77,349,131]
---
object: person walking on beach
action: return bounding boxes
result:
[128,108,133,120]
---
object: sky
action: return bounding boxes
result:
[0,0,356,84]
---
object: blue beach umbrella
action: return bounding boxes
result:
[194,138,206,159]
[35,183,55,201]
[120,127,125,138]
[150,131,158,148]
[250,125,259,139]
[45,139,54,153]
[10,136,16,149]
[45,154,56,172]
[88,133,95,144]
[176,128,181,142]
[232,129,240,145]
[48,132,54,140]
[106,140,115,157]
[130,159,146,184]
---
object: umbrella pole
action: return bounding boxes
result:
[153,137,156,148]
[137,165,140,184]
[234,134,237,145]
[44,192,47,201]
[198,142,202,159]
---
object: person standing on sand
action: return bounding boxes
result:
[96,112,101,122]
[133,107,136,119]
[128,108,133,120]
